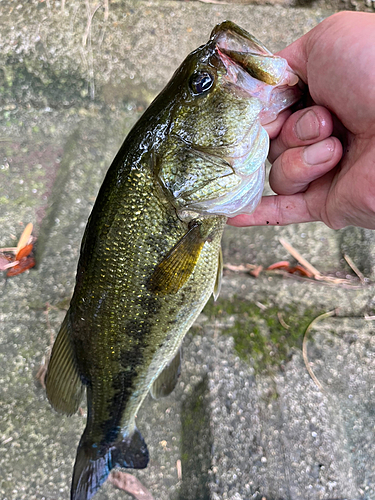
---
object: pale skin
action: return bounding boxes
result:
[228,12,375,230]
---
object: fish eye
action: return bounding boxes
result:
[189,71,214,95]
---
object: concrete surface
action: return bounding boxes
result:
[1,1,375,500]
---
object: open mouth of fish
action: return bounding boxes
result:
[190,22,301,217]
[212,21,300,124]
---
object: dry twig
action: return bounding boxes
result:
[224,263,249,272]
[279,238,321,278]
[344,254,365,284]
[277,311,290,330]
[223,262,263,277]
[255,301,267,311]
[302,309,339,392]
[279,237,364,286]
[176,459,182,480]
[82,2,102,46]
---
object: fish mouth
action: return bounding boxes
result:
[211,21,301,124]
[184,22,302,218]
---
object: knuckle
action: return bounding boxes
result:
[319,196,347,230]
[270,151,308,196]
[271,195,288,226]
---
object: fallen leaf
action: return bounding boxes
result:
[6,256,35,277]
[16,223,33,254]
[288,264,313,278]
[0,255,14,271]
[1,223,36,277]
[108,471,155,500]
[266,261,290,271]
[249,265,263,278]
[16,243,34,260]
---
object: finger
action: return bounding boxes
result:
[276,34,310,83]
[263,109,292,140]
[228,168,339,228]
[227,193,314,227]
[269,106,334,163]
[318,143,375,230]
[269,136,343,195]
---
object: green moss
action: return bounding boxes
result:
[201,297,320,374]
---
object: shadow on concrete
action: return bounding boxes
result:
[177,375,212,500]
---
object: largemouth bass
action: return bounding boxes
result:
[46,21,300,500]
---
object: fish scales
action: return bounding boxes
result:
[64,152,225,497]
[45,21,301,500]
[71,163,225,430]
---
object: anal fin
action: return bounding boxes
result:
[150,349,182,400]
[46,313,84,415]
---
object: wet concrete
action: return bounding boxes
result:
[1,1,375,500]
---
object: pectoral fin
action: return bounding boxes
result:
[213,247,223,301]
[150,349,182,399]
[45,314,84,415]
[147,222,205,295]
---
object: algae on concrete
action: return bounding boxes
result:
[202,297,320,374]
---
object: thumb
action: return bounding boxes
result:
[276,34,310,84]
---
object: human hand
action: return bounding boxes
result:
[229,12,375,230]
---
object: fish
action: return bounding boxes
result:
[45,21,300,500]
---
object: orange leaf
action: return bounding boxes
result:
[7,256,36,277]
[267,261,290,271]
[16,243,34,260]
[288,264,313,278]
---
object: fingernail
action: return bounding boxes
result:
[295,110,320,141]
[303,139,335,166]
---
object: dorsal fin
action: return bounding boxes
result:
[46,314,84,415]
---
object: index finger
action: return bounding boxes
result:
[276,31,310,83]
[227,193,314,227]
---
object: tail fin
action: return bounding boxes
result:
[71,428,149,500]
